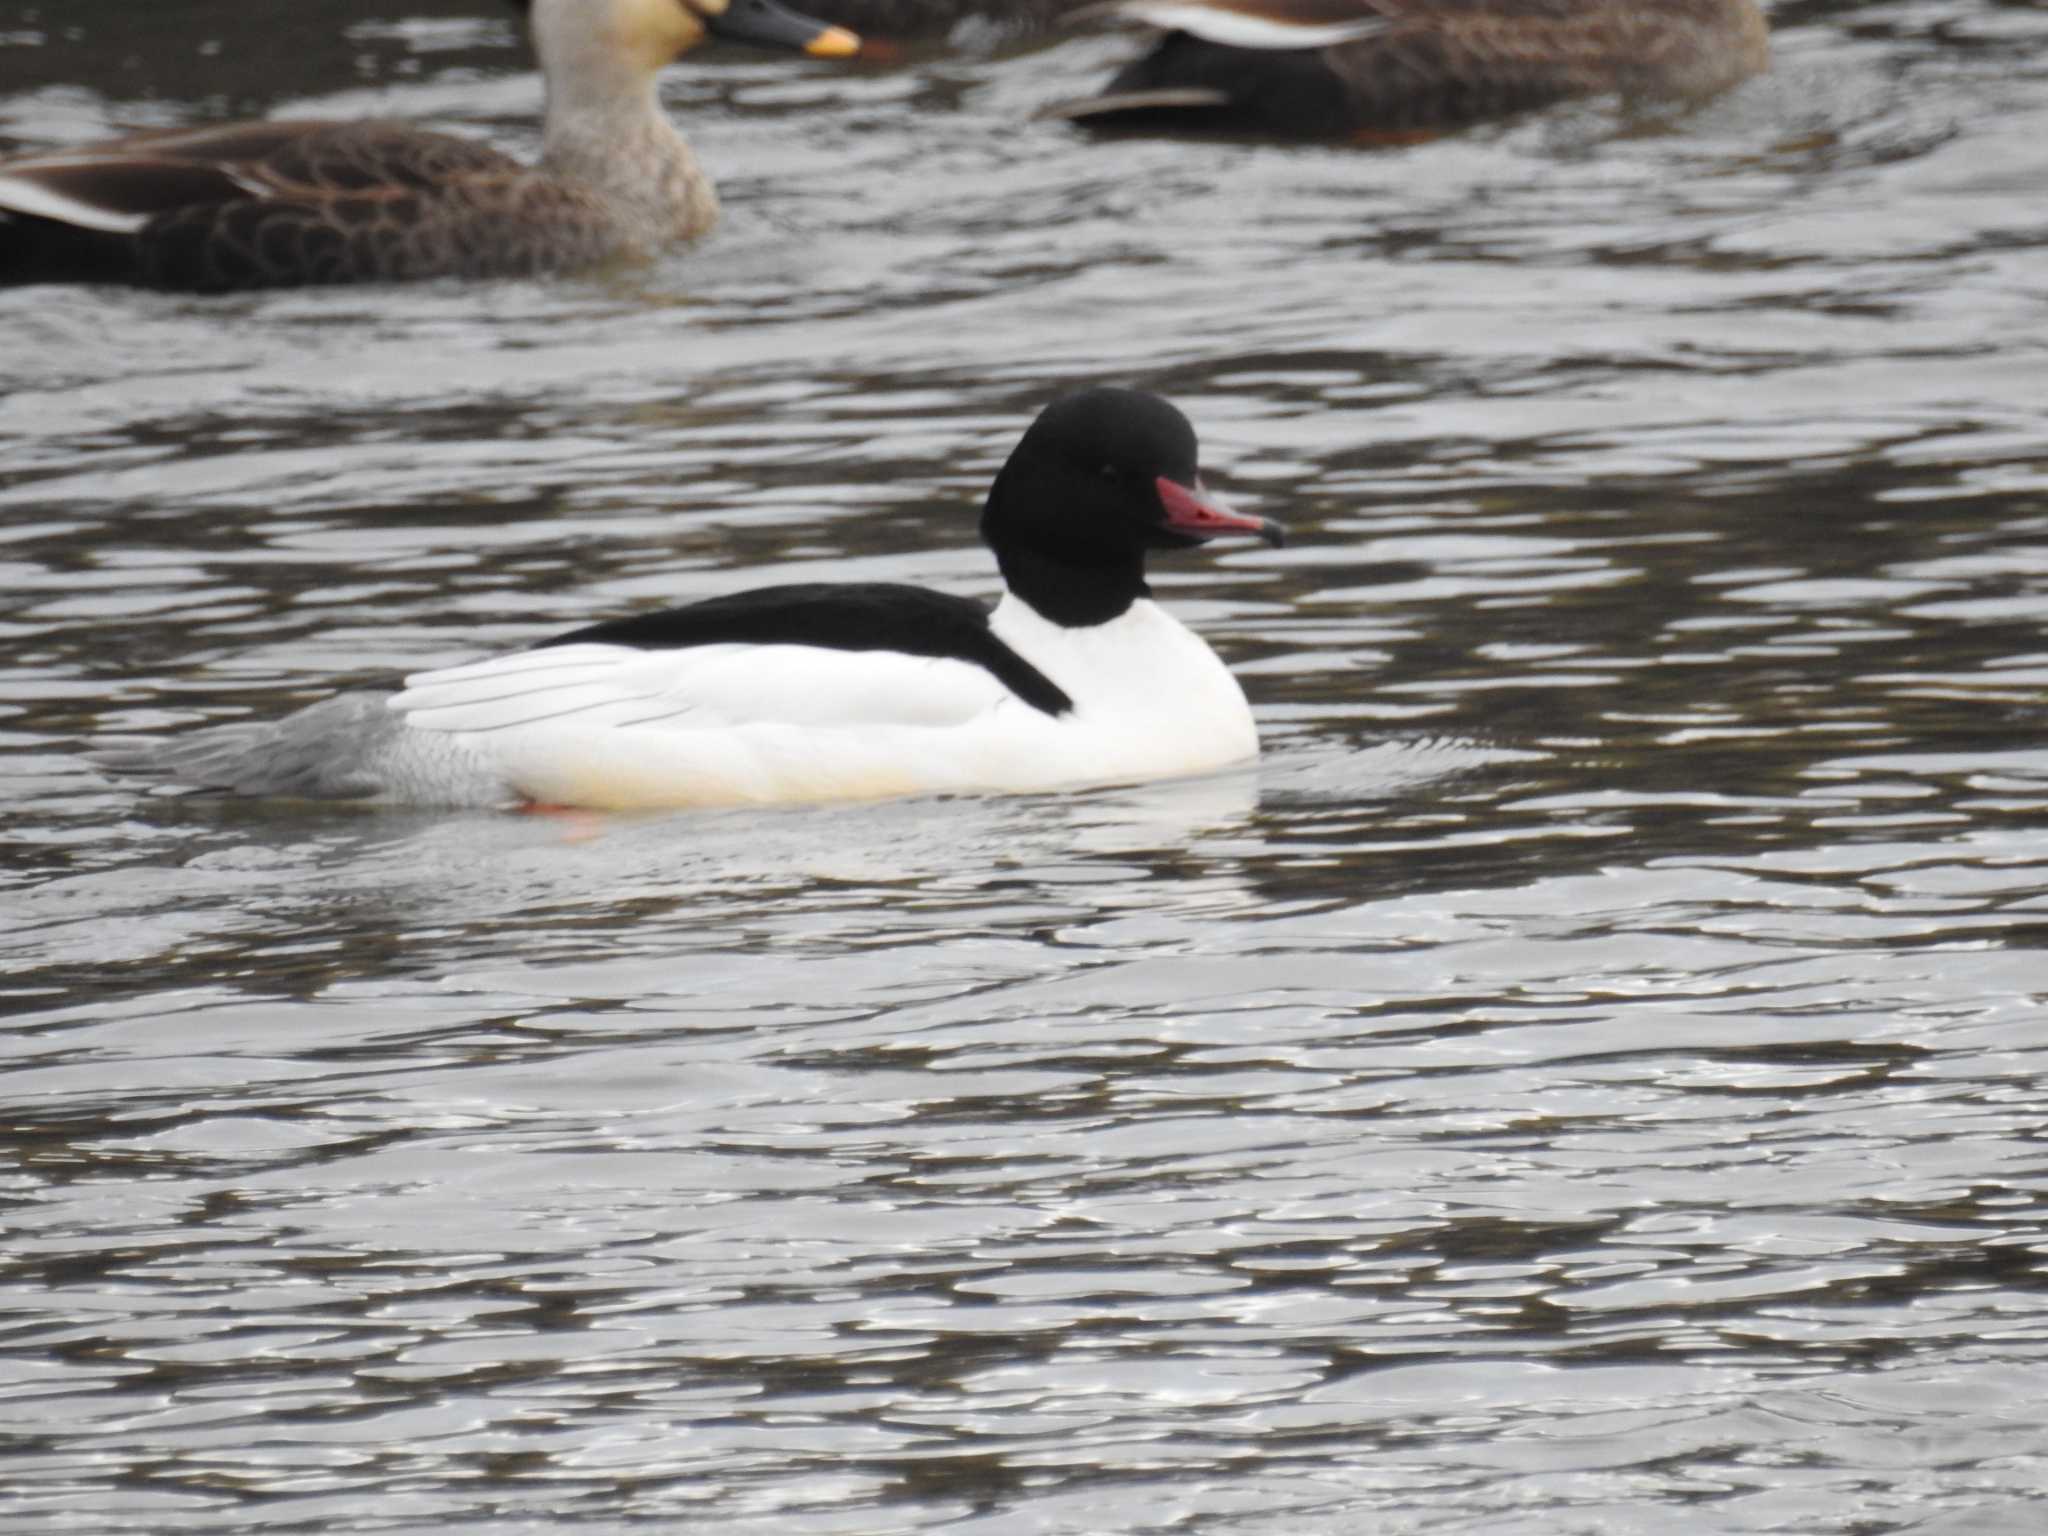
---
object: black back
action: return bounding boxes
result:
[534,581,1075,717]
[1101,33,1357,139]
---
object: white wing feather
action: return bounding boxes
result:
[1090,1,1391,50]
[0,172,150,233]
[386,641,1043,809]
[0,140,274,232]
[392,642,1020,735]
[366,597,1257,811]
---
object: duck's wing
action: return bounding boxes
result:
[1049,0,1641,136]
[387,642,1038,812]
[392,584,1073,738]
[1055,0,1752,135]
[391,644,1013,810]
[1071,0,1394,49]
[0,122,523,228]
[1318,1,1645,125]
[392,638,1028,738]
[0,121,587,288]
[384,585,1083,808]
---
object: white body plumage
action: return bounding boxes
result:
[387,594,1258,809]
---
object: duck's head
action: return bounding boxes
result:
[511,0,859,73]
[983,387,1284,626]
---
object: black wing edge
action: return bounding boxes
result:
[533,582,1075,717]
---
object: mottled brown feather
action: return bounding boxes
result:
[1049,0,1769,139]
[0,121,624,290]
[132,177,622,291]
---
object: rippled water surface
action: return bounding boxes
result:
[5,1,2048,1531]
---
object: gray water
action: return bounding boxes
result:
[5,1,2048,1531]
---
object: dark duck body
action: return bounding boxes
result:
[1043,0,1770,141]
[0,0,859,291]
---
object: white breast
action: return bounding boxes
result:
[983,593,1259,781]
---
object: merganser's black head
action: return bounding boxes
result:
[981,387,1283,628]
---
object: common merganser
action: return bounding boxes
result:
[104,387,1285,810]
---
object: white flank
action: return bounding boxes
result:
[1099,2,1390,50]
[383,597,1259,811]
[394,642,1012,734]
[0,173,149,233]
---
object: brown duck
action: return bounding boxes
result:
[1042,0,1770,141]
[0,0,860,291]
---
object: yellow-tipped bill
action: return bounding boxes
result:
[804,23,861,57]
[705,0,862,57]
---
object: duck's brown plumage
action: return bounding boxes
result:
[0,0,861,292]
[1044,0,1770,141]
[1,123,626,290]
